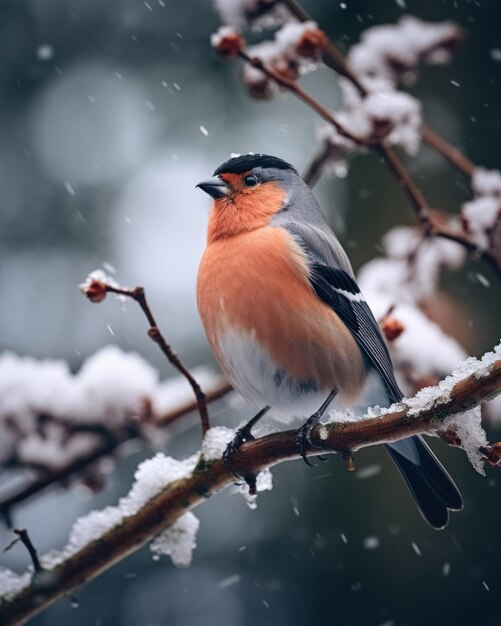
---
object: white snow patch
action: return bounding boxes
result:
[0,567,32,601]
[441,406,487,475]
[233,468,273,509]
[41,452,199,569]
[150,512,200,567]
[348,16,461,86]
[210,25,240,48]
[201,426,236,461]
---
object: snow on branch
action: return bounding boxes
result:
[0,346,230,523]
[210,2,501,276]
[1,346,500,625]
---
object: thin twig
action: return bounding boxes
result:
[105,284,210,435]
[374,142,432,227]
[421,125,476,178]
[12,530,42,573]
[242,5,501,275]
[281,0,478,179]
[1,356,500,625]
[302,141,337,187]
[238,51,370,146]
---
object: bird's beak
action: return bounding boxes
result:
[196,176,231,199]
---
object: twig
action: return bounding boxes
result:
[245,2,501,275]
[238,50,370,146]
[91,283,210,435]
[281,0,368,94]
[302,140,337,187]
[0,378,232,523]
[14,530,42,574]
[1,355,500,625]
[374,143,432,227]
[420,125,476,178]
[281,0,478,180]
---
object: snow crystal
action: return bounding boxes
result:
[363,536,380,550]
[356,464,382,479]
[150,512,200,567]
[218,574,241,588]
[233,468,273,509]
[0,567,31,601]
[201,426,236,461]
[37,44,54,61]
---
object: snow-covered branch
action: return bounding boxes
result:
[211,1,501,276]
[0,346,230,524]
[1,346,500,625]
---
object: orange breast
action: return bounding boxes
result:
[197,227,365,401]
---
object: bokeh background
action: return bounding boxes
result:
[1,0,500,624]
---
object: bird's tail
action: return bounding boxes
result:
[385,436,463,529]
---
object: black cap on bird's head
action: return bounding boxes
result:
[196,153,298,199]
[213,154,297,176]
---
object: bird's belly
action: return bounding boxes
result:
[217,326,335,423]
[197,227,366,421]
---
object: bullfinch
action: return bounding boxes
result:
[196,153,462,529]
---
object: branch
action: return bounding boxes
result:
[81,278,211,435]
[0,377,231,524]
[420,125,476,178]
[8,531,42,574]
[239,3,501,275]
[238,50,370,146]
[2,350,500,625]
[302,140,337,187]
[281,0,477,179]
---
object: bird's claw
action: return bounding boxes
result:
[295,413,323,466]
[223,425,257,485]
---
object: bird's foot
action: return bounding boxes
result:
[223,424,257,491]
[295,413,326,467]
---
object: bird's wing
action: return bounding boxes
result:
[282,222,403,403]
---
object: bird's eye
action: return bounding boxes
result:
[243,174,260,187]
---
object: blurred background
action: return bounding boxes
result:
[0,0,500,624]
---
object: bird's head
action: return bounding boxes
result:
[197,153,301,241]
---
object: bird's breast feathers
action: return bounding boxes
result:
[197,226,365,418]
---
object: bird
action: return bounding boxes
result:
[196,153,462,529]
